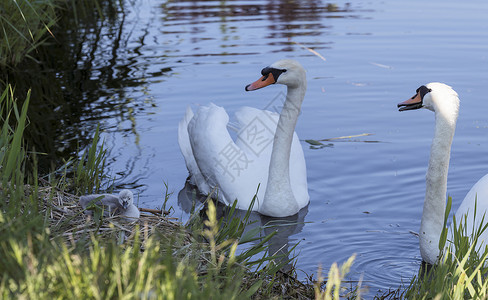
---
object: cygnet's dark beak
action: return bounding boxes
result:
[122,201,129,209]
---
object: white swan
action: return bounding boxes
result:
[398,82,488,264]
[178,59,309,217]
[80,189,140,220]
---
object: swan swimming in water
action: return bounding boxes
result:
[80,189,140,220]
[178,59,309,217]
[398,82,488,264]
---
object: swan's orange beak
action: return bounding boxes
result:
[245,73,276,91]
[398,91,423,111]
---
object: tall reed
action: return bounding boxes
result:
[73,124,107,195]
[0,85,35,215]
[314,255,357,300]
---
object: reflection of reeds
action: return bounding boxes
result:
[0,0,137,172]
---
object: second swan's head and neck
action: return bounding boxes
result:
[398,82,460,264]
[245,59,308,217]
[245,59,307,93]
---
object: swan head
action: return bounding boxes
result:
[245,59,306,91]
[398,82,460,119]
[118,189,134,209]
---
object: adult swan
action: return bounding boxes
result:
[178,59,309,217]
[398,82,488,264]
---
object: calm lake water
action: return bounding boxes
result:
[35,0,488,296]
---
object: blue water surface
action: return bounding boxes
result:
[87,0,488,295]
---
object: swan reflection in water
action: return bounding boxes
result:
[178,181,308,271]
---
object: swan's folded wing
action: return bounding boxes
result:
[234,106,277,159]
[187,103,244,205]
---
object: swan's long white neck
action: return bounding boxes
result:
[420,100,458,264]
[259,83,306,217]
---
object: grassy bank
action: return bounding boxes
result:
[3,85,488,299]
[0,85,319,299]
[2,1,488,298]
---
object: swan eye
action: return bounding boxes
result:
[261,67,272,76]
[416,85,432,100]
[260,67,287,82]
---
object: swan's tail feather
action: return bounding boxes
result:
[226,121,240,133]
[178,106,198,184]
[178,105,211,194]
[178,106,194,170]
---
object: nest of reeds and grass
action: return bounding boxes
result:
[39,184,187,248]
[36,182,203,273]
[32,182,319,299]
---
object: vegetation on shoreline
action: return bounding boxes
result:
[404,197,488,299]
[3,0,488,299]
[0,85,316,298]
[4,82,488,299]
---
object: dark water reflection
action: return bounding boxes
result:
[1,1,168,174]
[4,0,488,297]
